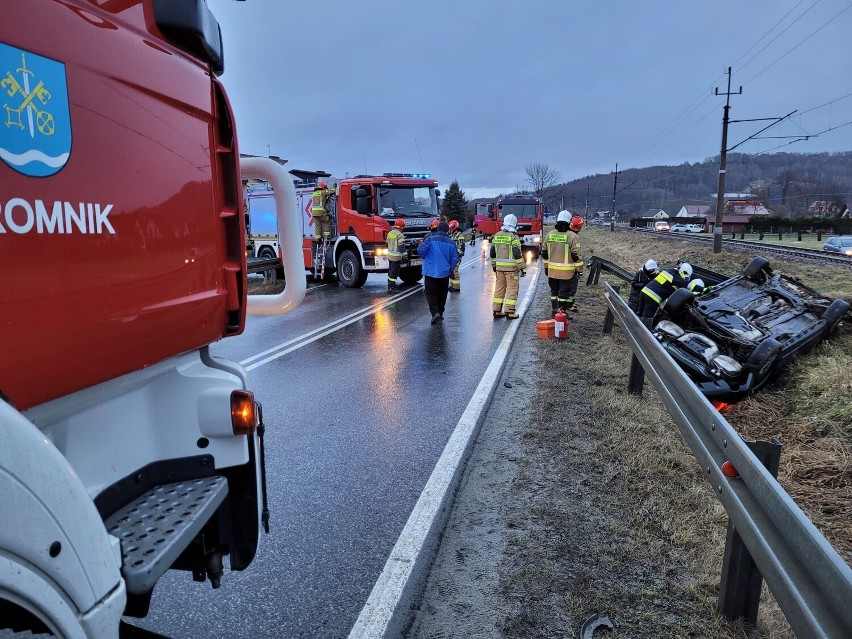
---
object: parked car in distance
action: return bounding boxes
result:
[652,257,850,401]
[653,220,670,232]
[822,235,852,256]
[670,223,705,233]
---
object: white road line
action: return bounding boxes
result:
[349,267,541,639]
[241,257,483,371]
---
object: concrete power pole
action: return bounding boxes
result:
[610,163,619,232]
[713,67,742,253]
[585,181,590,218]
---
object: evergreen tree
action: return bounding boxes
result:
[440,180,470,225]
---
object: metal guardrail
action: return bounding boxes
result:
[602,282,852,638]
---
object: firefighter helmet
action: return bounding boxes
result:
[556,210,571,223]
[569,216,586,232]
[318,181,328,189]
[429,218,440,231]
[448,220,459,232]
[688,278,706,293]
[394,218,405,229]
[502,214,518,231]
[678,262,693,280]
[644,259,659,273]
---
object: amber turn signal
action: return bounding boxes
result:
[231,390,257,436]
[721,461,739,478]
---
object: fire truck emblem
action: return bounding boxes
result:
[0,43,71,177]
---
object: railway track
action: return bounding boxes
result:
[628,227,852,269]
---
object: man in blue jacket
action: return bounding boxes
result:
[418,221,460,324]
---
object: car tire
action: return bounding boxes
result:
[662,288,695,320]
[337,250,364,288]
[823,299,850,333]
[258,247,281,282]
[742,257,772,283]
[744,337,782,382]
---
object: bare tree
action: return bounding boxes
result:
[524,163,561,200]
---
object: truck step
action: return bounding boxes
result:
[104,476,228,595]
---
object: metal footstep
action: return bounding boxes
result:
[104,476,228,594]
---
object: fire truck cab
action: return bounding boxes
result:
[473,194,544,257]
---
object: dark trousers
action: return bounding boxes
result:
[637,294,659,318]
[548,277,572,310]
[424,275,450,316]
[388,259,401,283]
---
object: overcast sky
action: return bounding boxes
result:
[209,0,852,199]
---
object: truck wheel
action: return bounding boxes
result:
[742,257,772,283]
[823,299,850,333]
[399,266,423,284]
[258,247,280,282]
[337,250,364,288]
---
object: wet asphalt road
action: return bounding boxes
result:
[138,245,539,638]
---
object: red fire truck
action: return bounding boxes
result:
[1,2,304,635]
[248,172,441,287]
[472,194,544,256]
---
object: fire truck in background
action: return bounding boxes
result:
[247,172,441,288]
[1,1,305,636]
[473,193,544,256]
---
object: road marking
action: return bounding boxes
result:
[349,267,541,639]
[241,257,483,371]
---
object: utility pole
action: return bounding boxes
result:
[610,163,619,232]
[585,181,590,218]
[571,193,576,213]
[713,67,742,253]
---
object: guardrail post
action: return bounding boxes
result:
[602,285,620,334]
[718,438,783,627]
[593,261,602,285]
[586,260,598,286]
[627,317,652,394]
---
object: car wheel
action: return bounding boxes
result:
[823,299,850,333]
[258,247,281,282]
[337,250,364,288]
[742,257,772,283]
[662,288,695,320]
[744,337,782,382]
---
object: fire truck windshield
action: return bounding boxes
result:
[378,186,437,218]
[498,203,539,219]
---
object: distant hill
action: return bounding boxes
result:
[545,151,852,219]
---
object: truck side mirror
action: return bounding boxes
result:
[435,190,441,197]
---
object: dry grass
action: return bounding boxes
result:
[503,229,850,637]
[246,276,285,295]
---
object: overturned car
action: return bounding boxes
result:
[653,257,850,401]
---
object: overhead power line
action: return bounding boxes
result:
[736,0,821,72]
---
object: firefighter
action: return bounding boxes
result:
[687,278,709,295]
[490,214,525,319]
[448,220,466,291]
[386,218,406,292]
[638,262,692,318]
[562,215,586,311]
[311,181,334,242]
[628,259,659,313]
[541,211,582,316]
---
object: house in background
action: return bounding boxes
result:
[725,200,771,216]
[643,208,668,219]
[675,204,711,218]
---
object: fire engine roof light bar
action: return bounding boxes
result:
[381,173,432,179]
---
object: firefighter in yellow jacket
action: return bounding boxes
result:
[448,220,466,291]
[490,214,525,319]
[311,181,334,241]
[541,211,583,315]
[386,218,406,292]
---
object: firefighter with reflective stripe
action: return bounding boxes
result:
[638,262,692,318]
[448,220,466,291]
[490,214,525,319]
[687,278,710,295]
[541,211,582,315]
[562,215,586,311]
[628,259,659,313]
[387,218,406,292]
[311,181,334,241]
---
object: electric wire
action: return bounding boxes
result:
[731,0,808,69]
[737,0,822,73]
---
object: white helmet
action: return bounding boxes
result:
[556,210,571,223]
[688,278,705,293]
[678,262,693,280]
[502,214,518,231]
[644,259,659,273]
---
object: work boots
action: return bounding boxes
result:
[506,311,519,320]
[493,311,506,319]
